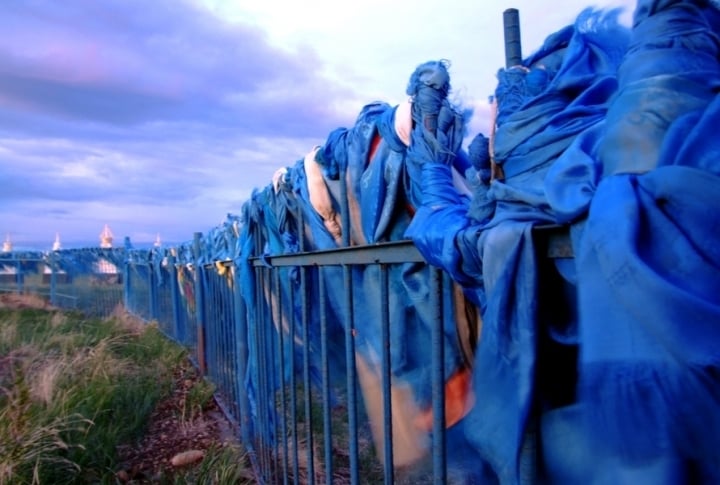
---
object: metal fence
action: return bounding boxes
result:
[1,229,569,484]
[0,254,124,318]
[250,242,452,485]
[121,236,470,484]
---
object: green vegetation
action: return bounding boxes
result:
[168,445,252,485]
[0,299,249,484]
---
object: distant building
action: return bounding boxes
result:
[100,224,114,248]
[52,233,61,251]
[0,235,17,282]
[93,259,119,274]
[154,233,162,248]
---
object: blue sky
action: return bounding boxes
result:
[0,0,634,249]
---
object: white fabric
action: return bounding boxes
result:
[394,98,413,147]
[304,146,343,245]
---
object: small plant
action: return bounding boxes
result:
[179,375,216,424]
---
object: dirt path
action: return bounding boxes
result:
[114,360,252,483]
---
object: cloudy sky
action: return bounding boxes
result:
[0,0,634,249]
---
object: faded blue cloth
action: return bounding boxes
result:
[406,8,630,484]
[544,1,720,482]
[310,87,468,408]
[232,71,472,445]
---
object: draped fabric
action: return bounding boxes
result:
[225,62,478,465]
[545,1,720,482]
[407,9,630,483]
[407,1,720,483]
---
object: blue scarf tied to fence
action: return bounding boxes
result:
[544,1,720,482]
[406,8,629,483]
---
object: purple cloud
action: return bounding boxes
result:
[0,0,351,137]
[0,0,365,245]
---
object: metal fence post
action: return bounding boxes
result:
[123,237,132,310]
[148,255,158,322]
[232,262,251,446]
[149,249,162,322]
[15,253,24,293]
[167,251,183,344]
[49,251,58,306]
[431,268,447,483]
[503,8,522,68]
[193,232,207,375]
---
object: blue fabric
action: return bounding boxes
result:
[411,1,720,482]
[217,66,474,448]
[544,2,720,480]
[406,8,631,484]
[578,166,720,468]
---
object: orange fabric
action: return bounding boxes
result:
[414,366,475,431]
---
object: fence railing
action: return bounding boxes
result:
[0,252,124,318]
[0,228,568,485]
[119,235,480,484]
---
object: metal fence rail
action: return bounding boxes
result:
[2,239,473,483]
[0,255,123,318]
[250,241,450,484]
[120,239,461,484]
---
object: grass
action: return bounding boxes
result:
[0,298,248,484]
[162,444,254,485]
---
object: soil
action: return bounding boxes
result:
[114,360,251,483]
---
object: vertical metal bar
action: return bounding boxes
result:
[344,265,359,485]
[430,268,446,484]
[293,183,304,485]
[271,270,283,485]
[205,269,215,383]
[149,261,158,321]
[222,273,229,400]
[319,268,333,484]
[276,268,290,485]
[193,232,207,375]
[233,264,252,446]
[503,8,522,68]
[301,264,315,485]
[229,274,239,421]
[339,145,358,484]
[251,263,265,480]
[289,279,300,485]
[168,254,182,343]
[15,255,23,294]
[123,237,132,309]
[217,272,223,386]
[49,251,57,306]
[257,266,271,482]
[224,274,232,410]
[380,264,394,483]
[250,264,264,477]
[266,268,278,485]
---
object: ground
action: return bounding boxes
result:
[114,360,251,483]
[0,294,253,484]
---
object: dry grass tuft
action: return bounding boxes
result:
[0,293,51,311]
[108,304,146,335]
[27,357,65,406]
